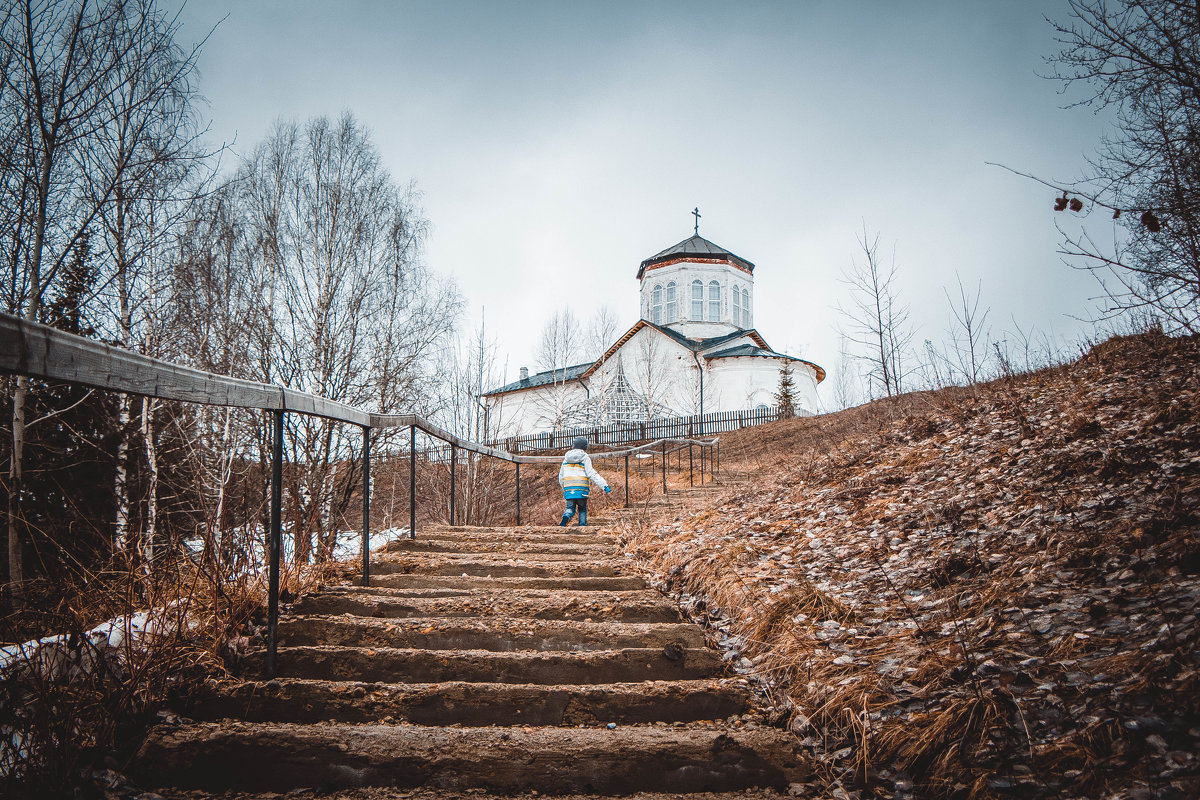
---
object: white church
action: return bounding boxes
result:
[484,221,825,437]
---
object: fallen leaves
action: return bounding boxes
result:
[625,330,1200,800]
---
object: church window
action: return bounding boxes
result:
[743,291,752,327]
[708,281,720,322]
[691,280,703,320]
[652,284,663,324]
[732,286,743,328]
[665,281,677,322]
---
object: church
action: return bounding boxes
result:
[484,219,825,437]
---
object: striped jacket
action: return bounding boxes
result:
[558,449,608,499]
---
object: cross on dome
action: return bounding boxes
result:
[692,207,701,235]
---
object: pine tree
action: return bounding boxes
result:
[775,363,796,419]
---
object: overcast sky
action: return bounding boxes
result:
[175,0,1117,403]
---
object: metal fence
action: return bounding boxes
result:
[505,406,808,453]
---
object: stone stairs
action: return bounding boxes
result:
[135,481,803,797]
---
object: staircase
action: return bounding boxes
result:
[135,501,805,796]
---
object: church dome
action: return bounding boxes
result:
[636,235,755,279]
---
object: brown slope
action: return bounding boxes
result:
[622,330,1200,800]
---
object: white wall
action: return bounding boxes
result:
[708,356,821,414]
[486,326,822,436]
[639,258,754,333]
[488,380,590,439]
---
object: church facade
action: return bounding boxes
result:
[484,230,824,437]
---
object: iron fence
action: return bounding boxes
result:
[505,406,809,453]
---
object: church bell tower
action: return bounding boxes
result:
[637,212,756,338]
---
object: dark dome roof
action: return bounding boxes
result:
[637,235,755,279]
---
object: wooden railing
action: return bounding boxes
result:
[0,312,720,675]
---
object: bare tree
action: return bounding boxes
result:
[534,309,585,430]
[582,305,621,361]
[830,334,861,411]
[537,308,583,371]
[439,312,509,523]
[234,113,459,563]
[631,333,673,419]
[944,274,991,385]
[1039,0,1200,331]
[0,0,205,588]
[839,227,912,399]
[169,182,261,578]
[86,0,214,562]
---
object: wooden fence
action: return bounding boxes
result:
[506,406,809,453]
[0,312,721,675]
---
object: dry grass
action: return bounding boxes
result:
[625,330,1200,799]
[0,547,344,799]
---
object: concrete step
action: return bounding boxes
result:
[250,645,725,684]
[411,526,615,545]
[154,790,793,800]
[135,722,811,795]
[384,538,614,557]
[188,677,749,726]
[277,615,706,652]
[296,588,682,623]
[370,556,627,578]
[367,573,648,591]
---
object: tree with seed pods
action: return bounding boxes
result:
[1045,0,1200,331]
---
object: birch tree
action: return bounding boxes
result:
[0,0,204,588]
[534,309,584,431]
[169,182,261,577]
[236,114,459,563]
[88,0,210,562]
[582,305,621,361]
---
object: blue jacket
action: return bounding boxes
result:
[558,448,609,499]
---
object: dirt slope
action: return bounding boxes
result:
[623,330,1200,800]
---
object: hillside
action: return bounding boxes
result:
[622,330,1200,800]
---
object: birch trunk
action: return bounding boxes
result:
[141,396,158,564]
[113,193,133,552]
[113,395,132,551]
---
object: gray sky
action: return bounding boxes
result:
[177,0,1115,400]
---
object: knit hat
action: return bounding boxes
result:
[572,437,588,451]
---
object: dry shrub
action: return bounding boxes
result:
[0,554,276,799]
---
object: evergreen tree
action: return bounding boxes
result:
[775,363,796,419]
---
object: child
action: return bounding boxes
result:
[558,437,610,526]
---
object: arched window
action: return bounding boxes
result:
[732,286,742,328]
[652,284,663,324]
[708,280,721,322]
[743,290,752,327]
[664,281,677,322]
[690,280,704,320]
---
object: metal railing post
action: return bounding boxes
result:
[699,442,706,483]
[515,461,521,525]
[689,442,694,487]
[409,424,416,540]
[266,409,284,678]
[661,441,667,494]
[624,453,630,509]
[361,425,371,587]
[450,444,457,526]
[715,441,720,477]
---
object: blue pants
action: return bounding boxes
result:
[560,497,588,526]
